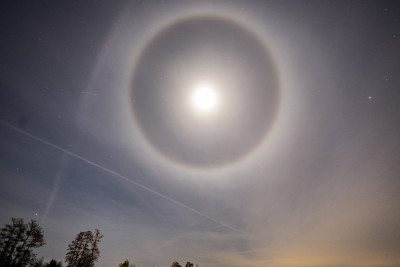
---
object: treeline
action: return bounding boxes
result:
[0,217,103,267]
[170,261,198,267]
[0,218,200,267]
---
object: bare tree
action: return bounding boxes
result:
[0,218,45,266]
[65,232,85,267]
[88,229,103,266]
[65,229,103,267]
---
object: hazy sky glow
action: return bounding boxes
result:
[129,14,280,168]
[1,1,400,267]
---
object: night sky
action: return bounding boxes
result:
[1,1,400,267]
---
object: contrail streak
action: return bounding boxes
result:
[80,91,99,95]
[0,120,239,232]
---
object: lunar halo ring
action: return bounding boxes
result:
[129,11,282,171]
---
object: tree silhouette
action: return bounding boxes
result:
[0,218,45,266]
[88,229,102,266]
[65,231,85,267]
[46,259,63,267]
[65,229,103,267]
[185,262,193,267]
[119,260,129,267]
[119,259,135,267]
[33,257,45,267]
[32,257,63,267]
[170,261,182,267]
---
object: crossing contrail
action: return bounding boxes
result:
[0,119,239,232]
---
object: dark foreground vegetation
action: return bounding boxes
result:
[0,218,199,267]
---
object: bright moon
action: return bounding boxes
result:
[191,83,219,114]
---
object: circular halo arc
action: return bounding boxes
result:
[129,14,281,170]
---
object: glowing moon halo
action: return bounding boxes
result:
[130,15,280,168]
[190,83,219,114]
